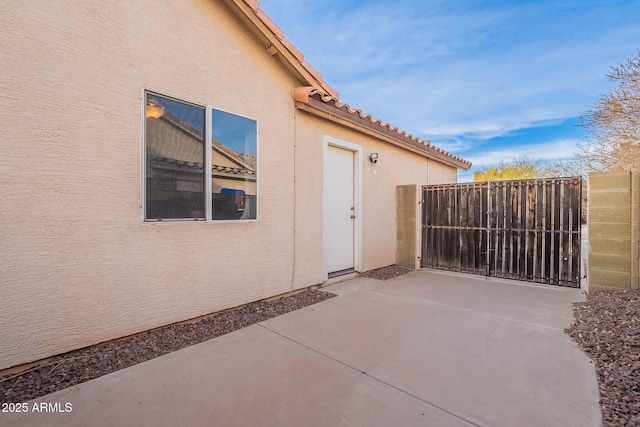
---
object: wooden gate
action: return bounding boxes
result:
[421,177,582,287]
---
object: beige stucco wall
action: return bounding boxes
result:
[587,171,640,292]
[0,0,305,370]
[1,0,459,370]
[292,111,457,286]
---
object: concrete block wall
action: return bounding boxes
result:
[396,185,419,269]
[587,171,640,292]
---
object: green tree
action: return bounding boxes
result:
[474,156,541,182]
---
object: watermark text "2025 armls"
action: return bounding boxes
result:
[2,402,72,413]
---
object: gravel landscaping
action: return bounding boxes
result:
[6,265,633,427]
[0,266,408,404]
[566,289,640,426]
[359,264,413,281]
[0,288,335,404]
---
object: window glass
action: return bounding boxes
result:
[211,110,257,220]
[145,93,206,220]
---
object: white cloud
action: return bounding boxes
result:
[266,1,638,138]
[258,0,640,167]
[427,137,476,153]
[466,139,580,167]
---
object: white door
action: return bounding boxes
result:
[325,145,355,273]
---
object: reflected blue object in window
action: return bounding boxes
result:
[143,91,257,221]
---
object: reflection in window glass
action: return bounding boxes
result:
[145,93,205,220]
[211,110,257,220]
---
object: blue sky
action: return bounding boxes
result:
[258,0,640,181]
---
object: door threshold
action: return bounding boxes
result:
[328,268,356,279]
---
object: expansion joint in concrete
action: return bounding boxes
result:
[256,323,481,427]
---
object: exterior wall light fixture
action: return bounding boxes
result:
[369,153,379,164]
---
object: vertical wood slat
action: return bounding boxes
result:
[546,181,552,281]
[492,183,499,277]
[552,180,560,284]
[527,183,536,280]
[559,182,567,283]
[421,177,581,287]
[491,183,498,277]
[421,182,488,274]
[515,182,522,278]
[537,182,545,282]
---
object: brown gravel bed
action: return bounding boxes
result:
[1,289,335,404]
[565,289,640,426]
[359,264,413,281]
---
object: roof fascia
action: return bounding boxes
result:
[220,0,338,97]
[294,100,471,170]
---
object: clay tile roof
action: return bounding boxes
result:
[238,0,338,97]
[235,1,470,170]
[294,88,472,170]
[255,9,284,40]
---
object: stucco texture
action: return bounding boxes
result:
[0,0,302,370]
[293,112,456,281]
[0,0,459,370]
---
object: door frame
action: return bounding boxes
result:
[323,136,363,280]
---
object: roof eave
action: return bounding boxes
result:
[221,0,338,98]
[220,1,470,170]
[294,98,471,170]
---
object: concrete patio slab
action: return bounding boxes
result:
[368,269,585,329]
[322,276,381,295]
[263,271,602,426]
[3,325,470,427]
[3,271,602,426]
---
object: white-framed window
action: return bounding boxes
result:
[143,90,257,221]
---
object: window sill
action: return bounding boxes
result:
[141,219,258,225]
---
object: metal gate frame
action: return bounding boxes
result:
[421,177,582,287]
